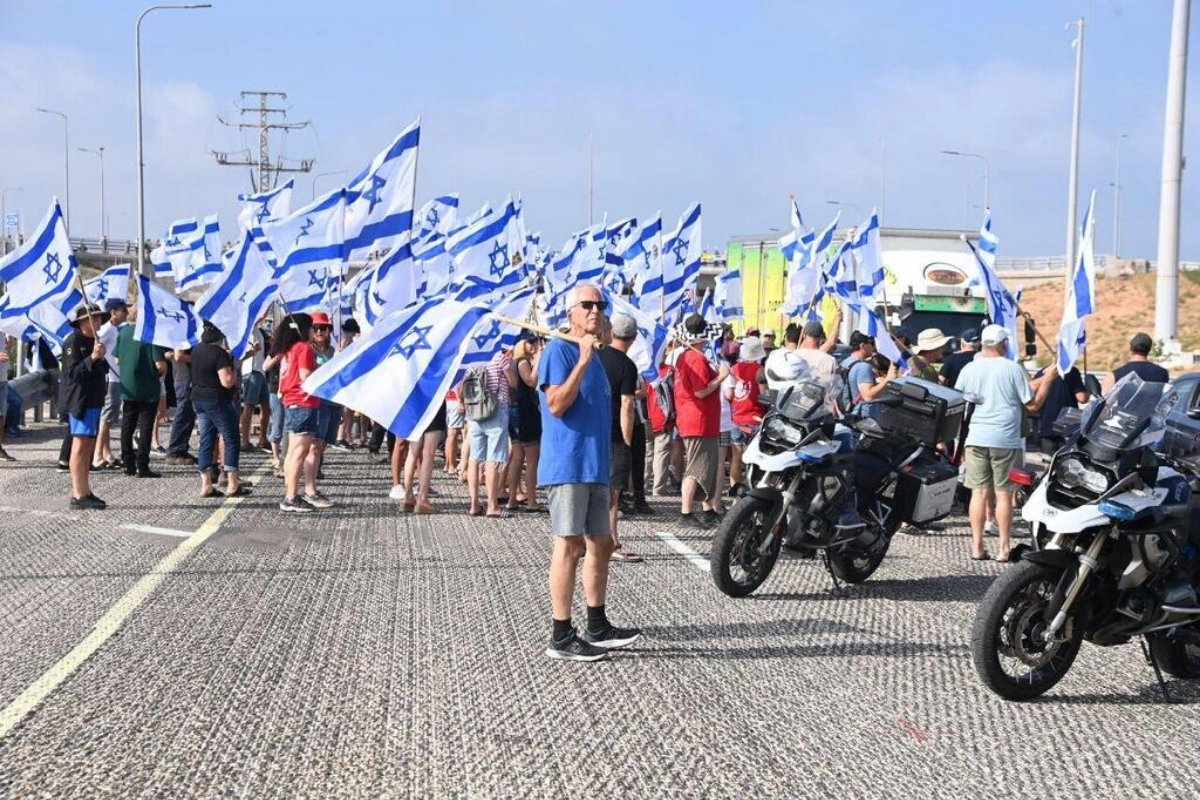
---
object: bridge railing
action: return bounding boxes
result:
[9,369,57,424]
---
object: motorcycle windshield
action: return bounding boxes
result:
[1080,374,1174,452]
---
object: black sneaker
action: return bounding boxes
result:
[545,630,610,662]
[703,508,724,526]
[632,498,656,515]
[280,495,315,513]
[0,447,14,462]
[167,454,197,466]
[332,440,353,451]
[581,625,642,649]
[677,512,708,530]
[136,469,162,479]
[57,462,70,473]
[69,493,107,510]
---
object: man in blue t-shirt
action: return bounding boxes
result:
[537,283,640,662]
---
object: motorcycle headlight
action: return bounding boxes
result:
[1055,456,1111,494]
[764,416,805,447]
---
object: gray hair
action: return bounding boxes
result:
[565,283,602,308]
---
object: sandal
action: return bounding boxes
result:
[468,507,484,517]
[971,550,991,561]
[611,548,644,563]
[996,550,1012,563]
[403,501,416,513]
[226,486,253,497]
[527,504,549,513]
[201,488,225,499]
[415,503,441,515]
[486,510,512,519]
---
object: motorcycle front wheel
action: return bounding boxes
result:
[971,561,1084,700]
[826,518,898,584]
[710,496,780,598]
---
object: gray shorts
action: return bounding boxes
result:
[101,382,122,424]
[242,370,268,407]
[547,483,611,537]
[683,436,719,500]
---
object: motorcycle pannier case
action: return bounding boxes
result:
[892,454,958,524]
[879,377,965,448]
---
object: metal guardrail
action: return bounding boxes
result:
[70,237,144,255]
[10,369,57,423]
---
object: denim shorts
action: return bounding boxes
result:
[242,371,269,407]
[285,405,321,437]
[547,483,611,537]
[69,408,102,438]
[469,411,510,463]
[318,403,343,445]
[730,425,758,446]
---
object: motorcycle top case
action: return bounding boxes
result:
[892,454,958,524]
[878,377,965,448]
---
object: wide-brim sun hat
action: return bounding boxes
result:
[739,336,766,362]
[916,328,952,352]
[70,304,110,327]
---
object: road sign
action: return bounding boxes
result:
[3,213,17,230]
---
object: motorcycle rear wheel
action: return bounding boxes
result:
[710,496,780,598]
[971,561,1084,700]
[1148,632,1200,680]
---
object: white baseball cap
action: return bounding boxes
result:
[981,324,1009,346]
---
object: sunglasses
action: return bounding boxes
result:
[312,325,332,332]
[574,300,608,312]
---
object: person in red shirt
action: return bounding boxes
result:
[271,313,326,513]
[673,314,728,529]
[726,335,766,491]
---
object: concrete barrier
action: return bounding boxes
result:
[9,369,58,423]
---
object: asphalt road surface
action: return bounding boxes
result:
[1,422,1198,798]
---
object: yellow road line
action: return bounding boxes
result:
[0,463,271,740]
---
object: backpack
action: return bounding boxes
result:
[837,357,860,413]
[462,366,498,422]
[650,367,676,426]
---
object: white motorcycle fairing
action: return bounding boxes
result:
[741,436,840,474]
[1021,481,1109,534]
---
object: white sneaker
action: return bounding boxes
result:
[388,484,406,501]
[985,520,998,535]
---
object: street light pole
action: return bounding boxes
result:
[311,170,347,201]
[1155,0,1190,343]
[941,149,991,211]
[1065,17,1086,282]
[136,3,212,276]
[79,147,107,239]
[1111,133,1128,257]
[35,108,70,230]
[826,199,863,221]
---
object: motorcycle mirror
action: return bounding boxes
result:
[1083,373,1103,398]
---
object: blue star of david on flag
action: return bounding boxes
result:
[308,269,324,289]
[427,207,439,228]
[670,237,689,266]
[295,216,314,246]
[255,203,271,224]
[390,324,433,359]
[157,306,184,323]
[472,319,502,348]
[362,174,387,214]
[42,253,63,284]
[487,240,510,278]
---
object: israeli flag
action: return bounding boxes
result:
[624,213,663,310]
[858,306,907,370]
[781,211,838,317]
[714,268,743,321]
[415,193,460,240]
[0,199,81,342]
[196,230,276,359]
[962,211,1020,360]
[446,198,526,290]
[134,273,202,349]
[85,263,132,307]
[261,188,348,313]
[1057,192,1097,373]
[182,214,223,289]
[344,119,420,262]
[154,214,222,291]
[658,203,702,317]
[302,298,491,440]
[609,293,670,381]
[363,242,421,328]
[238,180,294,231]
[414,231,453,295]
[459,285,538,370]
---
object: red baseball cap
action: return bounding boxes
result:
[310,312,332,327]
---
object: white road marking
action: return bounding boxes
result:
[653,530,710,574]
[120,524,194,539]
[0,505,79,521]
[0,463,270,740]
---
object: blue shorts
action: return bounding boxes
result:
[242,371,269,407]
[469,412,510,464]
[285,405,320,437]
[731,425,758,446]
[318,403,343,445]
[69,408,102,438]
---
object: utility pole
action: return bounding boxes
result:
[1155,0,1191,343]
[213,91,314,192]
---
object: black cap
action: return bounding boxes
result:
[1130,332,1154,355]
[104,298,129,312]
[341,318,361,335]
[960,328,981,345]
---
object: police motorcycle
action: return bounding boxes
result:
[971,375,1200,700]
[709,354,964,598]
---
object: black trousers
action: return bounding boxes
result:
[59,429,73,464]
[631,422,647,499]
[120,400,157,473]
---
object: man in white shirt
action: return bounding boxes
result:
[94,298,130,468]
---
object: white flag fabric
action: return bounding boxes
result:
[0,198,82,345]
[134,273,202,349]
[714,267,743,321]
[302,298,491,440]
[196,230,277,359]
[261,188,348,314]
[85,263,132,307]
[609,293,671,381]
[238,180,293,231]
[1058,192,1097,373]
[344,119,420,262]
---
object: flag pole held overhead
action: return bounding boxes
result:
[491,314,602,349]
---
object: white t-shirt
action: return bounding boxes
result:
[97,321,124,384]
[719,374,734,433]
[241,329,267,376]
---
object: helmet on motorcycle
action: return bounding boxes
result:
[765,350,812,386]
